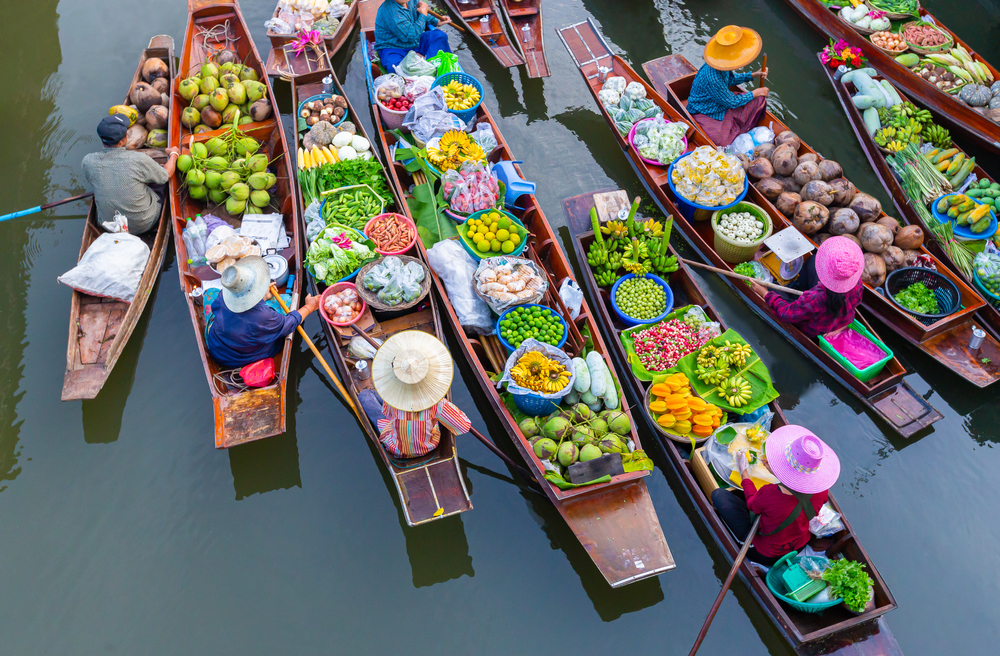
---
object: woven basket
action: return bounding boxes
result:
[710,202,773,264]
[902,20,953,55]
[355,254,432,313]
[869,33,909,56]
[869,0,921,20]
[837,8,877,36]
[643,385,715,445]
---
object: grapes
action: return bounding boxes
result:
[615,277,667,320]
[499,306,565,347]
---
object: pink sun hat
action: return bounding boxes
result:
[764,425,841,494]
[814,236,865,294]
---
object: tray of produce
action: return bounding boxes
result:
[932,192,998,240]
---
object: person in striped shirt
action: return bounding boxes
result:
[687,26,769,147]
[374,0,452,74]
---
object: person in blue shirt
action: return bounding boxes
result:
[375,0,451,73]
[206,256,319,369]
[687,26,769,147]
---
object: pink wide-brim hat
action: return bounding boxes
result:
[814,236,864,294]
[764,425,840,494]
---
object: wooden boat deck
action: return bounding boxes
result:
[565,189,900,654]
[443,0,525,68]
[62,36,175,401]
[644,54,1000,389]
[557,19,941,437]
[780,0,1000,155]
[817,54,1000,340]
[168,0,303,448]
[289,58,471,526]
[357,18,674,586]
[499,0,549,78]
[264,0,359,76]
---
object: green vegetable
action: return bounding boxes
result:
[822,559,873,613]
[498,306,565,348]
[733,262,757,287]
[894,281,940,315]
[615,276,667,320]
[305,223,379,285]
[316,158,395,205]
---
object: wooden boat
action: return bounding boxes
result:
[646,54,1000,389]
[443,0,525,68]
[264,0,359,76]
[499,0,550,78]
[357,15,674,586]
[168,0,303,448]
[565,189,901,655]
[557,19,941,437]
[780,0,1000,155]
[62,36,176,401]
[818,55,1000,339]
[288,54,472,526]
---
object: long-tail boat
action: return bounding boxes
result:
[289,53,472,525]
[168,0,303,448]
[565,188,901,655]
[644,53,1000,389]
[818,54,1000,338]
[557,19,942,436]
[780,0,1000,154]
[498,0,550,78]
[442,0,525,68]
[265,0,360,74]
[356,12,674,586]
[62,36,176,401]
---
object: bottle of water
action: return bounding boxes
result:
[184,219,207,266]
[193,214,210,256]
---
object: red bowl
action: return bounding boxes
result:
[319,282,366,327]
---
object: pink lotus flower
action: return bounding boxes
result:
[292,30,323,57]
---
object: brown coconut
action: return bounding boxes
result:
[829,178,857,207]
[858,222,894,254]
[130,81,161,113]
[881,246,905,272]
[793,161,822,186]
[817,160,844,182]
[776,192,801,217]
[749,158,775,180]
[895,225,924,250]
[151,77,169,94]
[850,193,882,222]
[754,143,776,160]
[757,177,785,201]
[774,130,802,151]
[829,208,860,236]
[877,217,901,236]
[863,252,887,286]
[842,233,863,249]
[141,57,169,82]
[124,124,148,150]
[771,143,799,176]
[792,201,830,234]
[145,105,168,130]
[798,152,820,165]
[776,175,801,193]
[800,180,835,206]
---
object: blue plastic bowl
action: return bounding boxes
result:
[432,72,484,124]
[458,209,528,261]
[495,304,569,353]
[307,224,370,283]
[666,151,749,221]
[611,274,674,327]
[297,93,347,129]
[931,193,998,240]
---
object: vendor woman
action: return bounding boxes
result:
[712,425,840,566]
[362,331,471,459]
[750,236,865,339]
[374,0,451,73]
[687,25,769,147]
[206,256,319,369]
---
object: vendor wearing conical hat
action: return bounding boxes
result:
[687,26,769,147]
[368,331,471,459]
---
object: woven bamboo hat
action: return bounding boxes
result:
[704,25,762,71]
[372,331,454,412]
[221,256,271,313]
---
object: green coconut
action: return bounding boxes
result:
[572,402,594,424]
[181,107,201,129]
[235,136,259,156]
[264,172,277,188]
[176,154,194,173]
[225,197,246,215]
[244,80,266,104]
[519,417,541,438]
[188,184,207,200]
[557,442,579,467]
[191,142,208,159]
[570,426,595,448]
[208,188,228,204]
[185,169,205,186]
[247,153,268,173]
[191,94,211,111]
[205,156,229,171]
[249,190,270,208]
[590,418,609,438]
[200,62,219,79]
[204,170,223,190]
[239,116,254,125]
[239,66,259,82]
[227,81,247,105]
[221,105,240,125]
[205,137,227,156]
[598,435,623,454]
[219,73,240,88]
[229,183,250,201]
[247,172,269,191]
[194,125,213,134]
[542,417,572,442]
[209,88,230,112]
[245,204,262,215]
[219,62,235,76]
[579,444,603,462]
[199,75,219,95]
[533,438,558,461]
[220,170,241,191]
[230,158,246,172]
[605,410,631,436]
[178,78,200,101]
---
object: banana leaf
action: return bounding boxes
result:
[671,329,778,415]
[393,144,457,247]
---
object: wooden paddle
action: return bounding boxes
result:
[270,284,360,417]
[679,257,803,296]
[760,54,768,88]
[428,7,465,33]
[688,515,762,656]
[0,192,94,222]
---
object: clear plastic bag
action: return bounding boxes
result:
[624,81,647,100]
[443,161,500,214]
[603,76,627,95]
[427,239,493,333]
[973,251,1000,301]
[265,17,293,34]
[559,278,583,320]
[726,132,757,157]
[598,88,621,107]
[402,87,468,143]
[394,51,438,78]
[798,554,832,580]
[474,256,547,313]
[683,306,723,342]
[748,126,775,145]
[374,73,407,102]
[634,117,688,164]
[499,338,575,399]
[361,256,426,306]
[471,123,497,153]
[705,411,776,485]
[671,145,747,206]
[404,75,436,98]
[809,502,845,537]
[204,224,237,251]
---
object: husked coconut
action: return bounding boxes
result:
[757,177,784,200]
[800,180,834,206]
[124,124,148,150]
[748,158,775,180]
[881,246,905,272]
[849,193,882,222]
[754,143,776,160]
[793,161,821,186]
[792,201,829,234]
[842,233,863,249]
[877,217,900,236]
[829,208,860,236]
[776,175,801,193]
[141,57,169,82]
[151,77,169,94]
[829,178,857,206]
[798,152,820,164]
[862,252,887,286]
[771,143,798,176]
[774,130,802,151]
[145,105,168,130]
[858,223,894,254]
[895,225,924,250]
[776,192,801,217]
[130,81,161,113]
[817,160,843,181]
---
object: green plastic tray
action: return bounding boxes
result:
[818,320,893,383]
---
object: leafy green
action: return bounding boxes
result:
[316,159,395,207]
[822,559,873,612]
[392,145,457,247]
[894,282,940,314]
[304,224,379,285]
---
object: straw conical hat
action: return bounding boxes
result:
[704,25,762,71]
[372,331,453,412]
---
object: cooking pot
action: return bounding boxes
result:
[263,249,289,286]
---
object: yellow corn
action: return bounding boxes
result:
[297,147,305,170]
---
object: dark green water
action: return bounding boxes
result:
[1,1,998,654]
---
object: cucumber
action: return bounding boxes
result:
[862,107,881,134]
[852,94,878,110]
[879,79,903,106]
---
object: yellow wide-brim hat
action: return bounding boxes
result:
[704,25,762,71]
[372,331,454,412]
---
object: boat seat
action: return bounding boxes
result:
[460,8,493,18]
[507,7,538,16]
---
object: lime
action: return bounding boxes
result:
[497,217,510,230]
[490,239,501,252]
[490,222,499,233]
[495,228,510,241]
[509,233,521,246]
[501,241,515,254]
[485,231,495,241]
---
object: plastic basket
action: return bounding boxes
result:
[710,202,773,264]
[458,209,527,261]
[884,267,961,322]
[512,392,564,417]
[297,93,347,131]
[818,320,893,383]
[432,72,484,124]
[973,269,1000,308]
[319,282,366,327]
[931,193,998,241]
[610,274,674,327]
[376,98,408,130]
[627,118,689,166]
[667,151,749,221]
[495,304,569,353]
[765,551,844,614]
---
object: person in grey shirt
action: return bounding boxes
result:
[82,114,179,234]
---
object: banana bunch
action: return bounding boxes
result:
[696,365,729,385]
[601,220,629,241]
[696,345,719,368]
[716,375,752,408]
[885,102,933,126]
[587,240,608,267]
[622,238,651,275]
[651,253,678,275]
[923,123,952,149]
[636,219,663,238]
[442,80,481,110]
[510,352,570,393]
[874,126,896,146]
[596,269,618,287]
[724,341,753,367]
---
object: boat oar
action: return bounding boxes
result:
[760,53,768,88]
[270,284,360,417]
[679,258,803,296]
[429,8,465,33]
[687,515,762,656]
[0,192,94,222]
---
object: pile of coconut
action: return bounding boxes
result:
[124,57,171,152]
[743,130,926,287]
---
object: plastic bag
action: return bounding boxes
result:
[427,239,493,333]
[973,251,1000,303]
[361,256,426,306]
[726,132,757,157]
[394,50,438,78]
[265,17,293,34]
[618,94,634,112]
[474,256,547,313]
[402,87,468,143]
[327,0,348,19]
[798,554,832,580]
[705,411,776,486]
[443,161,500,214]
[624,81,647,100]
[559,278,583,320]
[809,502,845,538]
[471,123,498,153]
[101,211,130,233]
[634,117,688,164]
[499,338,576,399]
[671,145,746,206]
[598,88,621,107]
[374,73,407,103]
[204,224,237,251]
[404,75,435,98]
[57,233,150,303]
[823,328,888,370]
[748,125,775,146]
[428,51,460,75]
[603,76,626,95]
[683,306,722,342]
